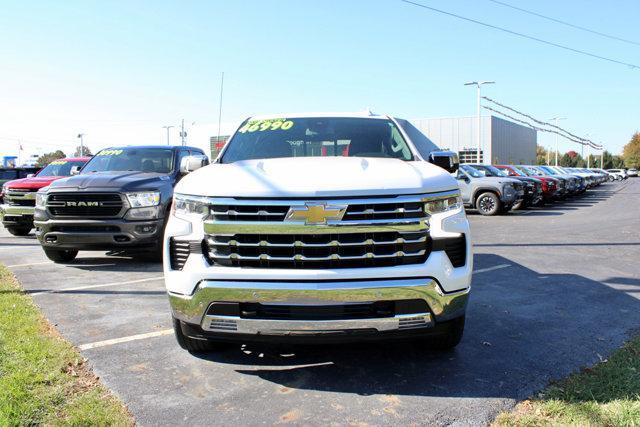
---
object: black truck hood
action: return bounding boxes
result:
[47,171,172,192]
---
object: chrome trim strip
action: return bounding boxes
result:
[201,313,433,334]
[204,220,428,235]
[179,190,461,207]
[207,249,427,262]
[208,235,427,248]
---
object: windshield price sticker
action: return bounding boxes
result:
[49,160,67,165]
[238,119,294,133]
[98,149,124,156]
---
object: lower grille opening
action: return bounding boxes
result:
[50,225,120,233]
[206,299,429,321]
[433,235,467,268]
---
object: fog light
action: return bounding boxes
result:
[135,225,157,234]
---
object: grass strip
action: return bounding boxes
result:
[0,264,133,426]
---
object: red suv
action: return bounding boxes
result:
[495,165,559,204]
[0,157,90,236]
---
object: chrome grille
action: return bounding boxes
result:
[199,193,458,269]
[47,193,123,217]
[205,230,429,269]
[5,189,37,207]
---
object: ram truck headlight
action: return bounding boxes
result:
[36,188,49,207]
[172,194,209,219]
[126,192,160,207]
[424,194,462,215]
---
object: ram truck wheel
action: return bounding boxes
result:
[6,226,32,236]
[43,248,78,263]
[476,192,501,216]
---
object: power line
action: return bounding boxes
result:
[481,96,602,149]
[399,0,640,69]
[486,0,640,47]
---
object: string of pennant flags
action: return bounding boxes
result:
[481,96,603,150]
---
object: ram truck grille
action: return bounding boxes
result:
[46,193,123,217]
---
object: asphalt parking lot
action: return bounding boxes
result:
[1,179,639,426]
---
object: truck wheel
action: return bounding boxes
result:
[415,316,465,351]
[6,226,32,236]
[511,199,524,211]
[475,192,501,216]
[43,248,78,263]
[172,317,223,353]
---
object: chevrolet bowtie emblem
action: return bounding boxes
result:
[285,203,347,225]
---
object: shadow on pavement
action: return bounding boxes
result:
[192,253,640,401]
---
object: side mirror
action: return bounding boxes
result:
[26,173,35,178]
[180,155,208,174]
[70,166,82,176]
[428,151,459,173]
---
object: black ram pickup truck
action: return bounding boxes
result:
[34,145,208,263]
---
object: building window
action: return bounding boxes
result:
[210,135,230,159]
[458,149,483,164]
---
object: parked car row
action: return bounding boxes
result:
[454,163,611,216]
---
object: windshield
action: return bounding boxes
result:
[472,164,507,177]
[82,148,174,174]
[459,164,485,178]
[37,159,87,177]
[499,166,522,176]
[538,166,558,175]
[221,117,414,163]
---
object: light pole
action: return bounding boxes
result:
[465,81,494,164]
[548,117,566,166]
[77,133,85,156]
[162,125,174,146]
[600,145,604,169]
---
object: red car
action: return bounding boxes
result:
[495,165,559,204]
[0,157,90,236]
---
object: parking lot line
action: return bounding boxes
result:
[473,264,510,274]
[6,261,52,268]
[78,329,174,351]
[30,276,165,296]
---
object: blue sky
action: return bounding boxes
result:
[0,0,638,158]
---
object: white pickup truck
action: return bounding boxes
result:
[164,112,472,352]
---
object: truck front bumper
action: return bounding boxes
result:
[34,217,164,250]
[0,204,35,227]
[169,277,468,339]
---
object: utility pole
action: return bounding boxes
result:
[548,117,566,166]
[162,125,174,146]
[546,146,550,164]
[600,146,604,169]
[217,72,225,149]
[77,133,85,156]
[180,119,186,146]
[586,145,590,168]
[464,81,494,164]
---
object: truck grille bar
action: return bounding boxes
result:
[46,193,124,217]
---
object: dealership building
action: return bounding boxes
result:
[410,115,537,165]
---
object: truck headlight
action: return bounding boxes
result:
[172,194,209,219]
[126,192,160,207]
[36,189,49,207]
[424,194,462,214]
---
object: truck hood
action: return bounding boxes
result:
[4,176,62,190]
[177,157,458,198]
[47,171,171,192]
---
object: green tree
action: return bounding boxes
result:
[536,145,548,165]
[622,132,640,168]
[73,145,93,157]
[36,150,66,167]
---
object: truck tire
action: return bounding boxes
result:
[511,199,524,211]
[475,192,501,216]
[415,316,465,351]
[6,226,32,236]
[172,317,223,353]
[43,248,78,263]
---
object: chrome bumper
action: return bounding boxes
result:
[169,277,469,335]
[204,313,432,335]
[0,204,35,221]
